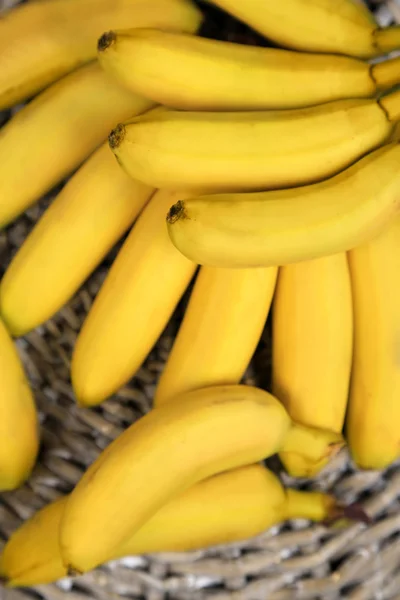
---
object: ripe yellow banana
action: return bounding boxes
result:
[0,144,154,337]
[0,0,202,109]
[0,63,154,228]
[0,319,38,491]
[208,0,400,58]
[155,266,277,405]
[273,254,353,477]
[60,384,344,573]
[109,90,400,193]
[98,27,400,111]
[347,216,400,470]
[166,142,400,268]
[1,465,346,587]
[71,189,196,407]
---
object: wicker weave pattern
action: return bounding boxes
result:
[1,1,400,598]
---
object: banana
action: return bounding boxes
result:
[109,90,400,193]
[155,266,278,405]
[0,63,154,228]
[0,0,202,109]
[273,254,353,477]
[71,189,197,407]
[208,0,400,58]
[347,216,400,470]
[0,144,154,337]
[98,28,400,111]
[0,318,38,491]
[1,465,347,587]
[59,384,344,573]
[166,142,400,268]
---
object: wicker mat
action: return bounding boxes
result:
[1,1,400,599]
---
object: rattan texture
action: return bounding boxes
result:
[1,1,400,598]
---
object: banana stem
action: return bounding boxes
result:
[379,88,400,122]
[280,423,344,478]
[375,26,400,55]
[371,56,400,91]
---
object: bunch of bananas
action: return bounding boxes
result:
[0,0,400,588]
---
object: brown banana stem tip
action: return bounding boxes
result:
[66,566,83,578]
[0,575,8,586]
[98,31,117,52]
[323,502,372,527]
[167,200,186,224]
[109,124,126,149]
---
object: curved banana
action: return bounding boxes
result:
[109,90,400,193]
[0,0,202,109]
[1,465,346,587]
[347,216,400,469]
[273,255,353,477]
[59,384,344,573]
[208,0,400,57]
[0,63,153,228]
[71,189,196,407]
[155,265,277,405]
[98,28,400,111]
[0,319,38,491]
[0,144,154,337]
[166,142,400,268]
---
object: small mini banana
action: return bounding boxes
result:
[0,319,38,491]
[0,0,202,109]
[71,189,197,407]
[109,90,400,193]
[155,265,277,405]
[99,27,400,111]
[208,0,400,57]
[0,144,154,337]
[166,142,400,268]
[273,254,353,477]
[0,63,154,228]
[1,465,350,587]
[347,217,400,469]
[60,385,344,573]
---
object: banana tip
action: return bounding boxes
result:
[66,565,83,578]
[167,200,186,224]
[0,574,8,586]
[324,502,372,527]
[98,31,117,52]
[109,124,126,150]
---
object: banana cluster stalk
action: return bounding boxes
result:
[0,0,202,109]
[0,465,358,587]
[98,28,400,111]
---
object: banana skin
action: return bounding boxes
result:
[98,27,400,111]
[0,0,202,109]
[166,142,400,268]
[347,216,400,469]
[0,144,154,337]
[1,465,347,587]
[208,0,400,58]
[155,265,278,405]
[59,385,343,573]
[0,63,154,228]
[109,90,400,193]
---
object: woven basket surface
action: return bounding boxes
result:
[1,1,400,599]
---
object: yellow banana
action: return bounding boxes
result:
[208,0,400,58]
[0,144,154,337]
[273,254,353,477]
[0,63,154,228]
[347,216,400,469]
[0,0,202,109]
[1,465,346,587]
[0,319,38,491]
[109,90,400,193]
[155,266,278,405]
[60,384,344,573]
[71,189,196,407]
[166,142,400,268]
[98,27,400,111]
